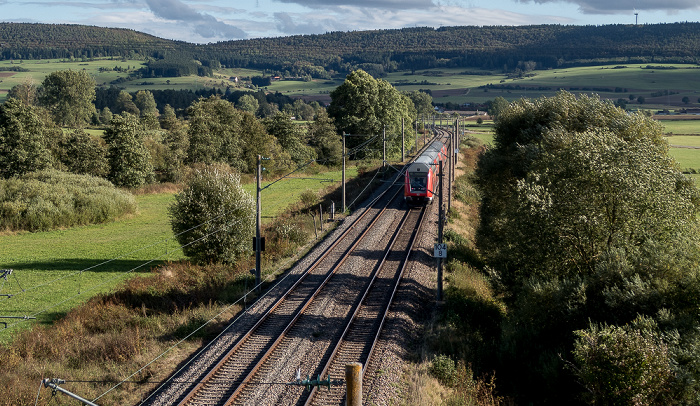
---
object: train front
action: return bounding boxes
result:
[404,158,432,204]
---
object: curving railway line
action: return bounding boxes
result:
[142,130,452,406]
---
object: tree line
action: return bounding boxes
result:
[3,23,700,78]
[1,68,426,187]
[467,91,700,404]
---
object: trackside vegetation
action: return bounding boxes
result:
[473,92,700,403]
[0,169,136,232]
[0,161,390,405]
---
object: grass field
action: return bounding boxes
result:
[4,58,700,112]
[661,120,700,136]
[0,58,265,102]
[0,193,183,339]
[0,166,357,340]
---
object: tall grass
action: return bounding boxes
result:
[0,170,136,232]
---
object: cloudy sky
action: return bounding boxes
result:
[1,0,699,43]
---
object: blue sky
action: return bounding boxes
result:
[1,0,699,43]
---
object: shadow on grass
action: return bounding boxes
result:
[6,258,167,273]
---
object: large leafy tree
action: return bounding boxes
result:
[169,164,255,264]
[39,69,96,127]
[7,78,38,106]
[475,92,700,402]
[105,113,155,188]
[59,129,108,177]
[328,69,415,158]
[116,90,140,116]
[159,107,189,182]
[236,94,259,115]
[186,96,245,171]
[405,90,434,117]
[239,112,292,174]
[0,98,55,178]
[134,90,159,117]
[476,92,700,287]
[187,96,289,174]
[263,112,316,166]
[307,109,342,167]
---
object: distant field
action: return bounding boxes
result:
[4,59,700,111]
[660,119,700,135]
[392,64,700,109]
[0,58,263,102]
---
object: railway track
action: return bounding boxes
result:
[300,205,426,406]
[143,132,449,406]
[175,184,409,405]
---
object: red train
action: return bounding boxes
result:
[404,140,447,204]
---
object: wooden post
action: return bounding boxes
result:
[346,363,363,406]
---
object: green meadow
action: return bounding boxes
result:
[661,120,700,136]
[0,58,265,102]
[0,168,355,340]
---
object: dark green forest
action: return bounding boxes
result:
[3,22,700,78]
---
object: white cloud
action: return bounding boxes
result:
[517,0,700,14]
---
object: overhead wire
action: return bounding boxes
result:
[2,214,248,331]
[97,156,357,403]
[31,134,399,402]
[0,207,240,303]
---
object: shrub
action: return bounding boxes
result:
[169,164,255,264]
[430,354,458,386]
[571,320,673,405]
[59,129,108,177]
[0,170,136,231]
[299,189,319,209]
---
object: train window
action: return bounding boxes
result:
[410,173,427,191]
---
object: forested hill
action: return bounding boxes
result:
[202,23,700,71]
[2,22,700,74]
[0,23,182,60]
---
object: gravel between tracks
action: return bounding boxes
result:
[362,192,439,406]
[143,147,445,405]
[142,169,414,406]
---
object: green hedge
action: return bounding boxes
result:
[0,170,136,232]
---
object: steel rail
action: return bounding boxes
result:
[302,205,427,405]
[173,131,447,406]
[177,184,404,406]
[222,186,407,405]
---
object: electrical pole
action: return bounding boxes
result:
[383,126,386,167]
[342,132,346,213]
[401,117,405,162]
[255,155,262,292]
[414,120,418,154]
[437,160,444,302]
[448,129,452,213]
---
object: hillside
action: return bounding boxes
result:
[0,23,182,60]
[2,23,700,75]
[201,24,700,71]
